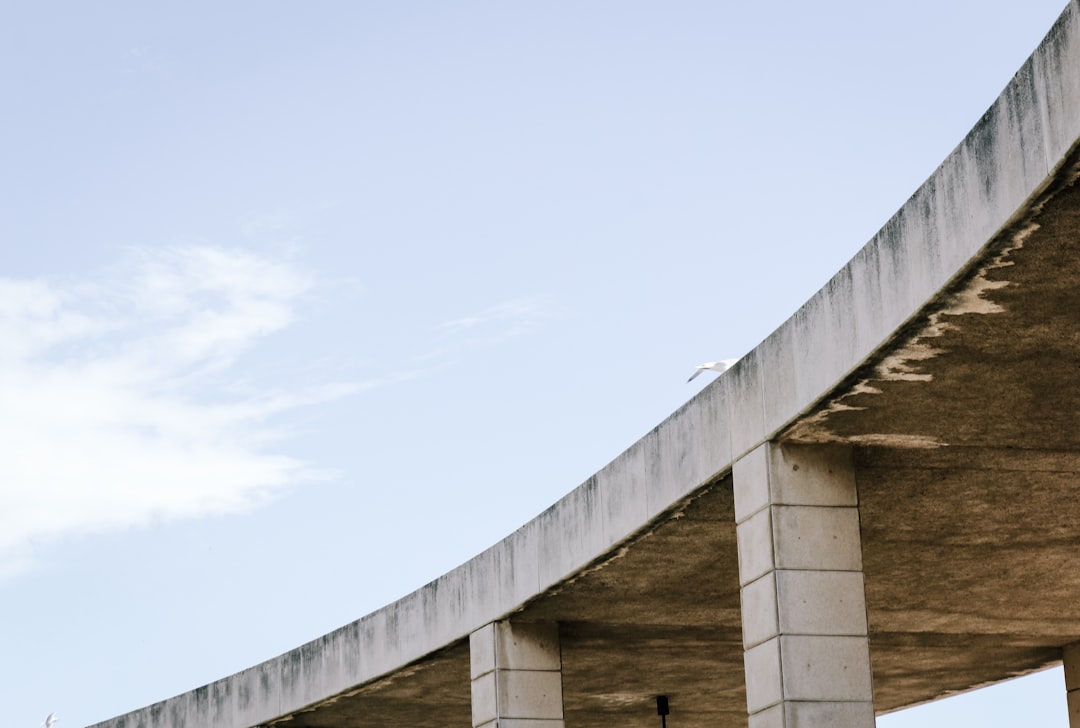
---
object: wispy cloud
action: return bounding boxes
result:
[438,300,544,340]
[0,246,355,581]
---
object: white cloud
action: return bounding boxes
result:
[0,246,353,580]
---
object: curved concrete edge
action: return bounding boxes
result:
[90,3,1080,726]
[738,0,1080,459]
[92,378,738,728]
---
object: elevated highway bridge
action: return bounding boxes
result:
[93,3,1080,726]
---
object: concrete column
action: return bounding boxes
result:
[732,442,875,728]
[470,620,565,728]
[1063,643,1080,727]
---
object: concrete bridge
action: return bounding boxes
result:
[93,3,1080,727]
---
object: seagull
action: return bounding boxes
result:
[687,359,737,382]
[43,714,58,728]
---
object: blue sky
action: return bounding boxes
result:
[0,3,1072,727]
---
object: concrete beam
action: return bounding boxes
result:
[470,621,565,728]
[733,443,875,727]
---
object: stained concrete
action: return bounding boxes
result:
[90,2,1080,727]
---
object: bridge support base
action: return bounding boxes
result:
[470,620,565,728]
[732,443,876,727]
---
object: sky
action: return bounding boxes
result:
[0,2,1073,727]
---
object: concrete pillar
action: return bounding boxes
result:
[732,442,875,728]
[470,620,565,728]
[1063,643,1080,727]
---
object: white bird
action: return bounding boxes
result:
[43,714,58,728]
[687,359,737,382]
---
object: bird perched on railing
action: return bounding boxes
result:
[687,359,736,382]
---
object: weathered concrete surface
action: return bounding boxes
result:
[90,2,1080,727]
